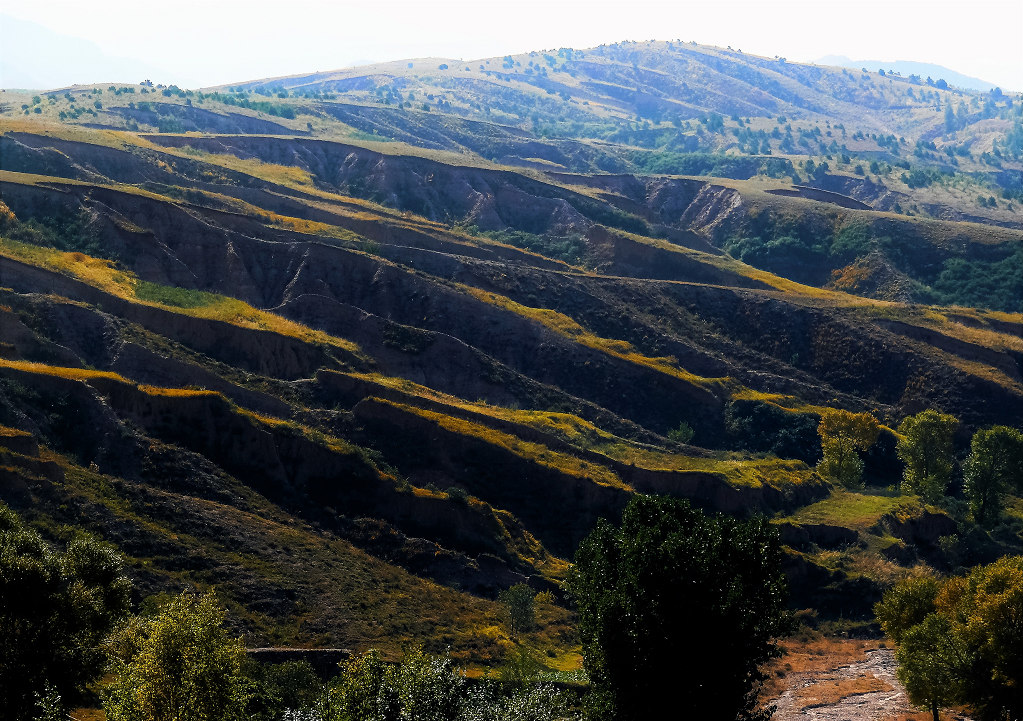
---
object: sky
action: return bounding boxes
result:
[2,0,1022,91]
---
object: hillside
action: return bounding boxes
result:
[1,41,1022,671]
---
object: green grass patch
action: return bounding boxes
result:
[787,488,921,530]
[134,280,224,308]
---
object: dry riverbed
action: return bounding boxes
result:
[766,638,972,721]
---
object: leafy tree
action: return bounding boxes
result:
[896,410,958,502]
[0,502,132,720]
[963,425,1023,526]
[500,583,536,636]
[948,557,1023,721]
[875,575,940,643]
[103,592,248,721]
[877,557,1023,721]
[569,495,789,721]
[816,409,880,487]
[320,649,394,720]
[895,614,966,721]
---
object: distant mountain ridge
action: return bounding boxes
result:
[816,54,999,91]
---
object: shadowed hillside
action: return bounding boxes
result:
[1,40,1022,665]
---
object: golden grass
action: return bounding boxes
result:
[69,709,106,721]
[760,637,882,701]
[345,372,815,488]
[939,318,1023,354]
[461,286,726,389]
[778,638,878,674]
[174,145,317,187]
[371,397,630,489]
[793,675,893,709]
[134,384,220,398]
[0,117,139,151]
[0,358,125,383]
[728,387,837,416]
[0,238,363,356]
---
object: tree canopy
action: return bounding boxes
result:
[568,495,789,721]
[816,408,880,487]
[0,502,132,719]
[963,425,1023,526]
[876,556,1023,721]
[896,410,958,502]
[103,592,248,721]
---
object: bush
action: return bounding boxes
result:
[665,420,694,444]
[243,660,323,720]
[103,592,248,721]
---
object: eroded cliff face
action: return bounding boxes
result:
[3,123,1021,653]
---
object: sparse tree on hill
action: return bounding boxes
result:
[896,410,958,503]
[816,409,881,487]
[501,583,537,636]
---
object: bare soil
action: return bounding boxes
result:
[769,643,972,721]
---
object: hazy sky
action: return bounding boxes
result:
[2,0,1022,90]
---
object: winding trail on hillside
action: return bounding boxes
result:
[772,648,972,721]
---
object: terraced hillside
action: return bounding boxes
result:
[1,45,1022,667]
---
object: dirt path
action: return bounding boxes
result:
[771,647,972,721]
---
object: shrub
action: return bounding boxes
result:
[103,592,248,721]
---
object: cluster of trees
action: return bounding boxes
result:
[876,557,1023,721]
[0,503,132,719]
[1,498,583,721]
[3,495,795,721]
[316,647,577,721]
[815,408,1023,526]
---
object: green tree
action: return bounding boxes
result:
[875,575,940,643]
[500,583,536,636]
[103,592,248,721]
[963,425,1023,526]
[877,557,1023,721]
[816,409,880,487]
[569,495,789,721]
[320,646,467,721]
[896,410,958,502]
[949,557,1023,721]
[895,614,966,721]
[0,502,132,720]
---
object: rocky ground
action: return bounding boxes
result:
[770,643,972,721]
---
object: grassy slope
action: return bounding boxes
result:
[1,94,1021,657]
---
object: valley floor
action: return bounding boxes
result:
[768,640,972,721]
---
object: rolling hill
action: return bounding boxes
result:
[0,40,1021,668]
